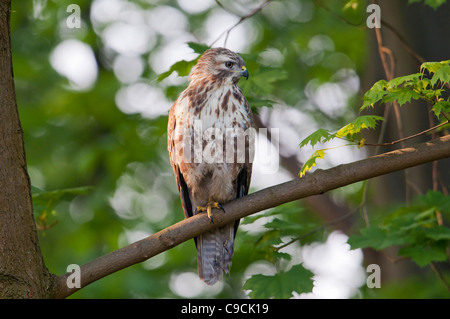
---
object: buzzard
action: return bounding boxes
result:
[167,47,255,285]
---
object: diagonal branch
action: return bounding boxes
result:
[53,135,450,298]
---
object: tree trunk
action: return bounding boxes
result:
[0,0,54,298]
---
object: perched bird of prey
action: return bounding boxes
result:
[167,47,254,285]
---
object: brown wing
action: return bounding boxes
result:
[232,105,254,238]
[231,167,248,239]
[167,103,194,221]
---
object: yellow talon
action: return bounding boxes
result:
[196,201,224,223]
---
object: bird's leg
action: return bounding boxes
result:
[195,198,225,223]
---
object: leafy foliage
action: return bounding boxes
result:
[408,0,448,9]
[238,203,323,298]
[243,264,314,298]
[299,60,450,177]
[241,203,320,261]
[362,60,450,115]
[298,115,384,177]
[32,186,92,232]
[335,115,384,138]
[157,42,209,81]
[240,65,288,110]
[299,129,334,148]
[348,191,450,267]
[157,59,197,82]
[299,150,326,178]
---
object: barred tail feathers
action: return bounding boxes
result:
[196,224,235,285]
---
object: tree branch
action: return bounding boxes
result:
[54,135,450,298]
[210,0,272,47]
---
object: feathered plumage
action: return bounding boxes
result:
[167,47,254,285]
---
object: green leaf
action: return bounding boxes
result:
[408,0,447,9]
[299,129,333,148]
[157,59,198,82]
[347,226,408,250]
[243,264,314,298]
[32,186,93,228]
[430,65,450,86]
[361,79,388,110]
[418,190,450,213]
[242,203,304,225]
[241,210,280,225]
[247,97,277,110]
[264,218,317,236]
[241,67,287,96]
[157,42,209,82]
[361,63,450,110]
[420,60,449,74]
[381,87,422,106]
[32,186,93,204]
[387,73,422,88]
[423,227,450,241]
[431,100,450,118]
[422,88,445,101]
[187,42,209,54]
[336,115,384,138]
[299,149,325,178]
[384,206,436,231]
[254,231,291,263]
[255,230,283,250]
[398,243,448,267]
[343,0,360,10]
[424,0,447,9]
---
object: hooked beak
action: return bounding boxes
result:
[240,66,249,80]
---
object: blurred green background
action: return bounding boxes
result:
[10,0,449,298]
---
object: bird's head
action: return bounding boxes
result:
[189,47,249,84]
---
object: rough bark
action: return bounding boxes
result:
[0,0,54,298]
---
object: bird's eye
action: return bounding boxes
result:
[225,61,234,69]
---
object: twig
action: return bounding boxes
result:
[430,262,450,292]
[427,106,445,226]
[35,220,58,231]
[438,174,448,196]
[210,0,273,48]
[371,0,416,202]
[381,20,425,65]
[274,209,357,251]
[313,0,364,27]
[405,179,423,196]
[428,105,438,190]
[440,111,450,122]
[381,251,410,263]
[361,180,371,226]
[374,26,395,81]
[362,119,449,147]
[314,0,425,66]
[215,0,238,16]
